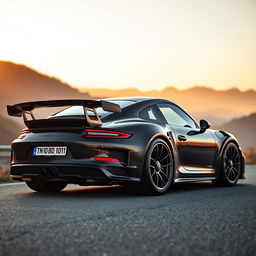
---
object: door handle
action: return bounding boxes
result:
[178,135,187,141]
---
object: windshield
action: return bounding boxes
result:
[51,100,135,118]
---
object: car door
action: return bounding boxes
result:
[157,103,218,174]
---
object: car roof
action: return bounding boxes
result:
[104,96,199,127]
[104,96,169,103]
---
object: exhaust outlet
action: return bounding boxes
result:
[40,167,59,177]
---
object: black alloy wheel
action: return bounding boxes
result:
[213,142,241,186]
[150,141,173,189]
[133,138,174,195]
[26,180,67,192]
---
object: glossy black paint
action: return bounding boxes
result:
[9,97,245,186]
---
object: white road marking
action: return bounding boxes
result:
[0,182,25,187]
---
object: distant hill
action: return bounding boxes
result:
[0,61,94,144]
[2,61,256,126]
[82,87,256,125]
[1,60,256,147]
[0,61,93,116]
[218,112,256,150]
[0,115,23,144]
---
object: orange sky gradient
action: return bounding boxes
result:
[0,0,255,91]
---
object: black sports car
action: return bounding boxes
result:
[7,97,245,195]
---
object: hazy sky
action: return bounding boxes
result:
[0,0,255,91]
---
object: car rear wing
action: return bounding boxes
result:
[7,99,121,128]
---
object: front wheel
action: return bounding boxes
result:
[26,180,67,192]
[132,139,174,195]
[212,142,241,186]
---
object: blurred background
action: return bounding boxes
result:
[0,0,256,180]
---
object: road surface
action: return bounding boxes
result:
[0,166,256,256]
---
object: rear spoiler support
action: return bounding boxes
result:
[84,107,102,126]
[7,99,121,127]
[22,111,36,122]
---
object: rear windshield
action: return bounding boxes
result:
[51,100,134,118]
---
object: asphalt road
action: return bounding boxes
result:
[0,166,256,256]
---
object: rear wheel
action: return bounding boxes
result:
[213,142,241,186]
[132,139,174,195]
[26,180,67,192]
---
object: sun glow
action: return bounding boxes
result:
[0,0,255,91]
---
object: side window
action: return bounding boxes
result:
[157,104,197,128]
[139,105,160,121]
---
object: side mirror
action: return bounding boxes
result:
[187,119,211,136]
[199,119,210,132]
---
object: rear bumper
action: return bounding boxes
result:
[11,163,140,185]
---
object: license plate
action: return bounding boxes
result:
[33,146,67,156]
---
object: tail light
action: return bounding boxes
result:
[18,128,30,139]
[93,157,120,162]
[11,151,16,163]
[83,129,132,139]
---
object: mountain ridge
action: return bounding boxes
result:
[0,61,94,118]
[81,85,256,124]
[0,60,256,146]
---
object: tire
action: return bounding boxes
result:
[131,138,174,195]
[212,142,241,186]
[26,180,67,192]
